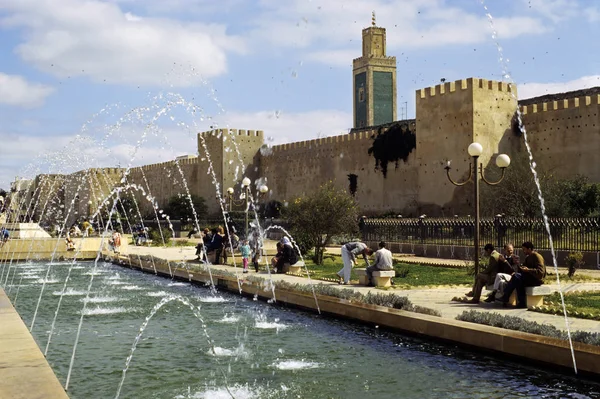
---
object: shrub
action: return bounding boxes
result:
[565,252,584,278]
[456,310,600,346]
[148,227,172,245]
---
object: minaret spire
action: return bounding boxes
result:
[372,11,376,27]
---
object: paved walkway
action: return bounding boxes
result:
[123,244,600,335]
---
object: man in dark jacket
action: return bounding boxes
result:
[501,241,546,308]
[466,243,506,303]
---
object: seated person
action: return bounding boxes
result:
[487,243,520,302]
[206,226,225,264]
[466,243,506,304]
[271,242,284,272]
[366,241,394,286]
[501,241,546,308]
[274,237,297,273]
[65,234,75,251]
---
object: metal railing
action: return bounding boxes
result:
[361,217,600,252]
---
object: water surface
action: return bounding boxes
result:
[6,261,599,399]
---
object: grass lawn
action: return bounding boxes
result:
[544,291,600,317]
[302,258,473,287]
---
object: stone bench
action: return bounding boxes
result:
[287,261,305,274]
[486,285,553,309]
[355,269,396,287]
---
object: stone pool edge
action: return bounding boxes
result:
[113,256,600,379]
[0,288,70,399]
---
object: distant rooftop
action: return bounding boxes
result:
[518,86,600,106]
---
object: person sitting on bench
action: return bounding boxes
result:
[501,241,546,309]
[466,244,506,304]
[366,241,394,286]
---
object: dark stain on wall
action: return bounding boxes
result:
[368,122,416,178]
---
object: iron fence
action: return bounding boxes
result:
[361,217,600,252]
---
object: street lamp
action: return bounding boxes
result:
[226,179,269,238]
[444,142,511,279]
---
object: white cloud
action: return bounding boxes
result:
[519,75,600,99]
[204,109,352,145]
[521,0,580,23]
[0,0,246,87]
[585,7,600,22]
[0,108,352,188]
[0,73,54,107]
[249,0,548,65]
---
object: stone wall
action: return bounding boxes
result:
[19,80,600,221]
[416,78,517,215]
[520,94,600,181]
[261,126,420,214]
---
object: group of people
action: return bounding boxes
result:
[337,240,393,286]
[466,241,546,308]
[133,225,150,246]
[193,225,301,275]
[194,225,240,266]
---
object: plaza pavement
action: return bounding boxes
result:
[123,242,600,335]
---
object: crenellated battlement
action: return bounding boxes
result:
[270,129,377,152]
[520,94,600,114]
[418,77,514,99]
[198,128,264,137]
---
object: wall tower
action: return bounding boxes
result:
[352,12,397,128]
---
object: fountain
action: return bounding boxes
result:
[1,3,599,398]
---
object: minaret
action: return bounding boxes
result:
[352,12,397,128]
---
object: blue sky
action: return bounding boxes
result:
[1,0,599,189]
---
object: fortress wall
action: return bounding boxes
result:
[520,95,600,182]
[416,78,516,215]
[128,159,206,217]
[221,129,264,192]
[261,128,419,214]
[30,174,66,222]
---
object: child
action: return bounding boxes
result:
[65,233,75,251]
[240,240,251,273]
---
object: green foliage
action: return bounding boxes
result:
[287,182,359,264]
[565,252,584,278]
[303,257,472,287]
[396,267,410,278]
[148,227,172,245]
[480,150,600,217]
[163,194,208,223]
[544,291,600,317]
[456,310,600,346]
[271,280,441,317]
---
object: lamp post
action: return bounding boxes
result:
[444,142,511,280]
[226,178,268,238]
[241,177,251,238]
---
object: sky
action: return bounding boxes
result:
[1,0,599,190]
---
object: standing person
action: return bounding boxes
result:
[366,241,394,286]
[112,231,122,255]
[248,224,262,272]
[501,242,546,308]
[240,240,251,273]
[337,242,373,285]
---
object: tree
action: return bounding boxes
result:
[287,182,358,264]
[163,194,208,223]
[480,150,600,217]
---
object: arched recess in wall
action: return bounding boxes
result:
[367,121,416,177]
